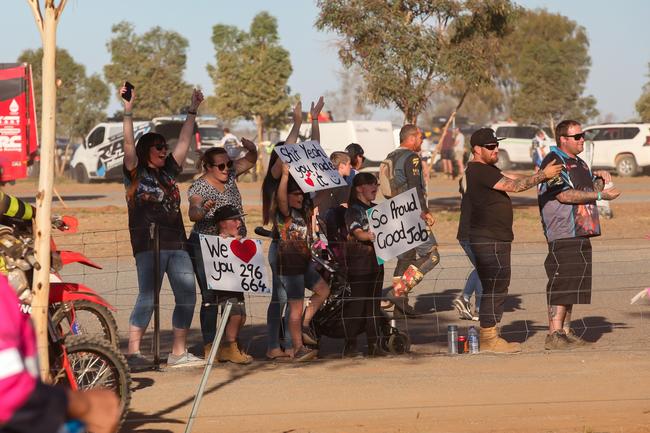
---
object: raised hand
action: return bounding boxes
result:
[120,83,135,112]
[310,96,325,119]
[190,88,204,111]
[292,101,303,124]
[241,137,257,152]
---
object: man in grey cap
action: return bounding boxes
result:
[461,128,562,353]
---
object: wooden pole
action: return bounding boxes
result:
[27,0,67,381]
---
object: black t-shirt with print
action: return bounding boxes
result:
[123,155,186,255]
[464,161,513,242]
[344,200,379,275]
[274,207,312,275]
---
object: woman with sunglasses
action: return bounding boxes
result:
[187,143,257,361]
[121,84,205,368]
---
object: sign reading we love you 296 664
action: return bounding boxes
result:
[199,235,271,294]
[273,140,345,193]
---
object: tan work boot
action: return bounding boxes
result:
[204,343,213,359]
[218,341,253,364]
[479,326,521,353]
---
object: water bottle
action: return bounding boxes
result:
[468,326,479,354]
[447,325,458,354]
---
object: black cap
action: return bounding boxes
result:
[213,205,246,222]
[470,128,505,147]
[345,142,364,158]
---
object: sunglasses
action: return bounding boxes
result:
[564,133,585,141]
[153,143,168,151]
[481,143,499,151]
[210,160,234,171]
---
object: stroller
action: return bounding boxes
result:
[255,213,410,355]
[307,210,411,355]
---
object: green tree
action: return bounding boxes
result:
[104,21,192,118]
[503,9,598,130]
[316,0,517,125]
[18,48,109,175]
[207,12,294,143]
[636,62,650,122]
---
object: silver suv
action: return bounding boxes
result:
[583,123,650,177]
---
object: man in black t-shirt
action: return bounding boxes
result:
[538,120,620,350]
[462,128,562,353]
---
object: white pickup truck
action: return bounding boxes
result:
[70,116,200,183]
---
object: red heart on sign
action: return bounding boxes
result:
[305,171,315,187]
[230,239,257,263]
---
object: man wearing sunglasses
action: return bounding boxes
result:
[462,128,562,353]
[538,120,620,350]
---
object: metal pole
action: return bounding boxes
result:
[151,222,161,368]
[184,301,233,433]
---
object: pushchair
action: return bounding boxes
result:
[307,210,411,355]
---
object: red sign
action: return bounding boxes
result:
[0,63,39,182]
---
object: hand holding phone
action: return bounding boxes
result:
[122,81,134,102]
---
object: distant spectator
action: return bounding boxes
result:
[345,143,365,184]
[453,127,466,174]
[440,129,455,179]
[221,127,238,147]
[531,129,551,171]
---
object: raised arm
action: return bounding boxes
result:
[277,163,291,217]
[188,195,215,222]
[121,84,137,171]
[309,96,324,143]
[172,89,204,166]
[234,137,258,176]
[493,160,562,193]
[271,102,303,179]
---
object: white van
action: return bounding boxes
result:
[70,117,200,183]
[490,122,553,170]
[288,120,398,171]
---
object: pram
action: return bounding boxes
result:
[255,218,410,355]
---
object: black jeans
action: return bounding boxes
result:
[470,238,512,328]
[342,268,384,347]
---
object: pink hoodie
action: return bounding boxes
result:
[0,274,38,423]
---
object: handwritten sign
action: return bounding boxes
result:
[199,235,271,295]
[274,140,344,192]
[366,188,430,263]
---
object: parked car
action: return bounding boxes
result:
[490,122,553,170]
[582,123,650,177]
[69,116,200,183]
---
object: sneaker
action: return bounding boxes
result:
[544,331,575,351]
[452,296,474,320]
[293,346,317,362]
[126,352,150,371]
[565,330,589,346]
[167,351,205,368]
[302,325,319,346]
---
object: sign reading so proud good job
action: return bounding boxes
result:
[274,140,344,192]
[366,188,430,263]
[200,235,271,294]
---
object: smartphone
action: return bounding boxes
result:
[122,81,134,102]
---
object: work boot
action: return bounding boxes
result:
[204,343,213,359]
[544,330,575,351]
[564,329,590,346]
[479,326,521,353]
[217,341,253,364]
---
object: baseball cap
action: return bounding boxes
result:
[213,205,246,222]
[470,128,505,147]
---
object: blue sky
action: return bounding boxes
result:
[4,0,649,122]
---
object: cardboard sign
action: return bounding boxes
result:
[366,188,430,263]
[274,140,344,192]
[199,235,271,294]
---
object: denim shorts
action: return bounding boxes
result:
[279,262,323,300]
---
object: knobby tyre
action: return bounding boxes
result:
[52,300,119,347]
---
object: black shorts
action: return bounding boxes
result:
[544,237,592,305]
[202,289,246,316]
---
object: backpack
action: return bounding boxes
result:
[378,148,413,198]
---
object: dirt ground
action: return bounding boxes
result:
[5,174,650,433]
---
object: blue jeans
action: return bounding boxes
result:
[266,241,291,350]
[459,240,483,311]
[130,249,196,330]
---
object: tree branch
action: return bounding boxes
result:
[26,0,44,40]
[55,0,68,19]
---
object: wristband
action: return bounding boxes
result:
[597,192,601,201]
[187,110,197,115]
[124,112,133,117]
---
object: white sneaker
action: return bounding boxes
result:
[167,351,205,368]
[631,288,650,305]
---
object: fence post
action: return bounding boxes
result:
[184,301,233,433]
[150,222,161,368]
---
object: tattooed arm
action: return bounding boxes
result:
[493,160,562,193]
[556,187,621,204]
